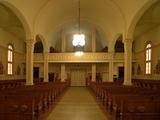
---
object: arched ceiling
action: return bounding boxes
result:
[0,4,25,40]
[2,0,152,45]
[34,0,124,43]
[134,1,160,38]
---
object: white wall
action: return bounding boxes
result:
[133,25,160,80]
[0,29,26,80]
[97,63,109,81]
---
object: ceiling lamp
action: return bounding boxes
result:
[72,0,85,56]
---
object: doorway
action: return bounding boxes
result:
[33,67,39,82]
[71,70,86,86]
[118,67,124,83]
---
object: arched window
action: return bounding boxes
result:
[145,43,152,75]
[7,44,13,75]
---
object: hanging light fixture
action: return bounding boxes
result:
[72,0,85,56]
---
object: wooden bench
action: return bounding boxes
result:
[89,81,160,120]
[0,81,68,120]
[132,79,160,90]
[0,79,25,90]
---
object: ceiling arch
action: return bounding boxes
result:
[2,0,154,45]
[126,0,158,39]
[34,0,125,45]
[0,1,32,40]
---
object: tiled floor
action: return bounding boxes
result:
[46,87,109,120]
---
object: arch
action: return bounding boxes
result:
[109,33,122,52]
[34,0,124,40]
[35,34,48,53]
[0,1,32,40]
[114,35,124,53]
[46,19,110,53]
[126,0,158,39]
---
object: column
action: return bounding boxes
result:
[61,28,66,82]
[44,52,48,82]
[61,64,66,82]
[61,29,66,52]
[109,52,114,82]
[124,39,132,85]
[92,64,96,81]
[91,27,96,82]
[26,39,34,85]
[92,27,96,52]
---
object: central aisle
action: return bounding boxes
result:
[46,87,109,120]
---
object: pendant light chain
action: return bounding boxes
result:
[78,0,80,33]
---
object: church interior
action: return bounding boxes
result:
[0,0,160,120]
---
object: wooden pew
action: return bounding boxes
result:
[0,79,25,90]
[89,81,160,120]
[112,96,160,120]
[0,95,35,120]
[0,81,68,120]
[132,79,160,90]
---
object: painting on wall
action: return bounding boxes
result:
[132,64,135,75]
[23,66,26,75]
[16,65,21,75]
[0,61,4,74]
[154,60,160,74]
[137,64,142,75]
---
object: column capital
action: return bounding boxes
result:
[26,39,34,50]
[26,39,34,44]
[123,38,133,45]
[124,39,133,52]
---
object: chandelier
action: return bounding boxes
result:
[72,0,85,56]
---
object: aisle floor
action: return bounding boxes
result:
[46,87,109,120]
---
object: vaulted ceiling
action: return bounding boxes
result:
[0,4,25,40]
[134,1,160,38]
[0,0,159,50]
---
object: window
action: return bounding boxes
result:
[145,43,152,75]
[7,44,13,75]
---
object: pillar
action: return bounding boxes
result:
[92,64,96,81]
[92,27,96,52]
[109,52,114,82]
[91,27,96,82]
[61,29,66,52]
[26,39,34,85]
[124,39,132,85]
[44,52,48,82]
[61,64,66,82]
[61,29,66,82]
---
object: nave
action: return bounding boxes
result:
[46,87,108,120]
